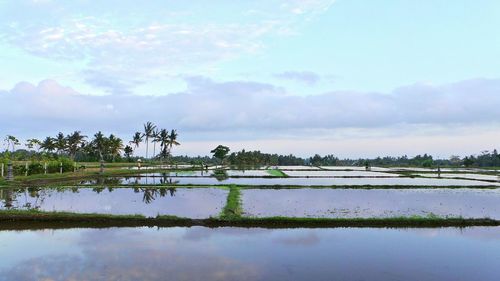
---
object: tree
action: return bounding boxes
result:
[66,131,87,160]
[143,122,156,159]
[40,137,56,153]
[107,134,124,162]
[91,131,106,161]
[124,145,133,161]
[167,129,180,163]
[211,145,230,167]
[158,129,170,162]
[152,129,160,160]
[26,139,41,152]
[4,135,20,153]
[55,132,66,155]
[130,132,143,149]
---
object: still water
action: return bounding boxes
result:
[0,187,227,218]
[0,226,498,281]
[242,188,500,219]
[80,176,500,186]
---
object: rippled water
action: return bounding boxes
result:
[0,226,499,281]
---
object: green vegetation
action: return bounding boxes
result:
[266,169,288,177]
[0,209,498,229]
[220,185,242,220]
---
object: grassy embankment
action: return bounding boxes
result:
[0,208,498,229]
[266,169,288,177]
[0,185,498,228]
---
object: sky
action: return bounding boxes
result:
[0,0,499,158]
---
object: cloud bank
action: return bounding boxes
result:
[1,77,499,140]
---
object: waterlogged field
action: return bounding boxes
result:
[415,173,500,181]
[78,175,500,186]
[283,170,399,177]
[0,226,499,281]
[242,188,500,219]
[0,187,227,218]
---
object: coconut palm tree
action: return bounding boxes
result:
[124,145,133,161]
[152,129,160,160]
[66,131,87,160]
[130,132,143,151]
[55,132,66,155]
[4,135,20,153]
[143,122,156,160]
[107,134,124,162]
[91,131,106,161]
[158,129,170,163]
[167,129,180,164]
[40,137,56,153]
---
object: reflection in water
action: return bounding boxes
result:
[0,226,499,281]
[212,168,229,181]
[78,176,500,186]
[242,188,500,219]
[0,187,227,218]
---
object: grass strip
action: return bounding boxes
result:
[266,169,288,177]
[0,210,499,229]
[219,185,242,220]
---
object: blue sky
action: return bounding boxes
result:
[1,0,499,157]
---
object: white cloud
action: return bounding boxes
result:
[0,0,335,95]
[1,77,499,140]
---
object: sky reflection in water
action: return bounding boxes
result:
[0,226,499,281]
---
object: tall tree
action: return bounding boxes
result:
[107,134,124,162]
[152,129,160,160]
[143,122,156,159]
[4,135,20,152]
[124,145,133,161]
[40,137,56,153]
[211,145,230,167]
[55,132,66,155]
[130,132,143,149]
[66,131,87,160]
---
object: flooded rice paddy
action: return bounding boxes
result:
[0,187,227,218]
[79,175,500,186]
[242,188,500,219]
[0,226,499,281]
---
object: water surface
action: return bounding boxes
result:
[0,187,227,218]
[0,226,499,281]
[242,188,500,219]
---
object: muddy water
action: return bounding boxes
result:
[0,226,499,281]
[242,188,500,219]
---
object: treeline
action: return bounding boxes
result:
[178,149,500,168]
[1,121,180,163]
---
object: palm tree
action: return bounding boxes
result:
[4,135,20,153]
[55,132,66,155]
[25,139,41,152]
[158,129,170,163]
[107,134,124,162]
[91,131,106,161]
[152,129,160,160]
[124,145,133,161]
[130,132,143,149]
[40,137,56,153]
[66,131,87,160]
[143,122,156,160]
[167,129,180,164]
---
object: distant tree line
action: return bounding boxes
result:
[175,149,500,168]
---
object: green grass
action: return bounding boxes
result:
[0,209,498,229]
[220,185,242,220]
[266,169,288,177]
